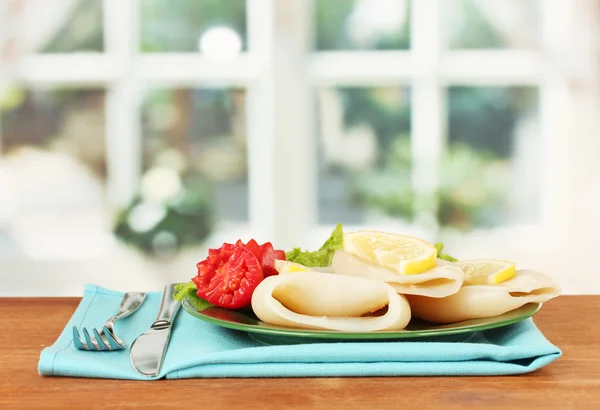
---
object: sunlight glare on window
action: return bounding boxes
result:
[198,26,242,60]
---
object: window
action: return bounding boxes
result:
[140,86,249,224]
[1,0,598,295]
[139,0,247,53]
[1,87,107,259]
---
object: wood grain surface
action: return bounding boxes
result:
[1,295,598,409]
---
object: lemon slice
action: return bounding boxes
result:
[274,260,314,274]
[458,259,516,285]
[342,231,437,275]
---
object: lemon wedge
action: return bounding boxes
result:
[458,259,516,285]
[274,260,314,274]
[342,231,437,275]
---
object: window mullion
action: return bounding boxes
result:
[0,112,3,161]
[539,0,574,239]
[103,0,141,207]
[246,0,275,243]
[246,0,314,248]
[410,0,445,237]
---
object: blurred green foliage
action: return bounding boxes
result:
[42,0,104,52]
[315,0,410,50]
[113,170,214,258]
[349,136,513,229]
[447,0,503,49]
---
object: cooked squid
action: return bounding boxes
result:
[250,271,411,331]
[330,250,464,298]
[406,269,561,323]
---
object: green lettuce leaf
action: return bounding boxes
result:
[285,223,344,267]
[434,242,459,262]
[173,281,213,311]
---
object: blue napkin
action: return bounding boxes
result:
[38,285,561,379]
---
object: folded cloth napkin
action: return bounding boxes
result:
[38,285,561,380]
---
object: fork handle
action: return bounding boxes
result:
[112,292,147,322]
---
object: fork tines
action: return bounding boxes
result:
[72,326,123,351]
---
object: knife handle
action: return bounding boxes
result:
[152,284,181,328]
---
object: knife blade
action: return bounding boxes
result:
[130,283,182,377]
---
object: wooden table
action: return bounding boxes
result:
[1,295,599,409]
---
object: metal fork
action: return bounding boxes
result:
[72,292,147,351]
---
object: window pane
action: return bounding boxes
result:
[140,0,247,53]
[443,86,540,229]
[0,87,107,257]
[444,0,539,49]
[140,88,248,232]
[317,87,412,225]
[314,0,411,51]
[41,0,104,52]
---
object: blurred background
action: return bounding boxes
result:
[1,0,599,295]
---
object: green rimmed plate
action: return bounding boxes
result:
[182,297,542,345]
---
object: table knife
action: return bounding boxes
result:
[130,283,182,377]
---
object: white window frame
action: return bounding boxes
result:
[1,0,597,295]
